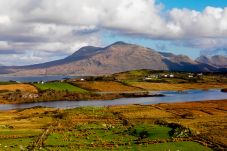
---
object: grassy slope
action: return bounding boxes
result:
[0,83,38,93]
[111,69,227,91]
[34,82,87,92]
[132,142,212,151]
[0,108,55,150]
[74,81,142,92]
[133,124,172,139]
[0,82,17,85]
[116,100,227,146]
[128,82,227,91]
[1,100,225,150]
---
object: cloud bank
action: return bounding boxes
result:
[0,0,226,65]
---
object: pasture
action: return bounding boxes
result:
[127,82,227,91]
[34,82,87,93]
[73,81,142,92]
[1,100,225,150]
[0,84,38,93]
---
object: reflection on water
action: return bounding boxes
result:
[0,89,226,110]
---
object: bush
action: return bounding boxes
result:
[139,130,150,139]
[221,88,227,92]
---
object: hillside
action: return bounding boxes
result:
[196,55,227,68]
[0,42,225,75]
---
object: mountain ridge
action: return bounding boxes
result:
[196,55,227,68]
[0,42,226,75]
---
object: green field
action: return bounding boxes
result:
[42,107,211,151]
[0,102,223,151]
[0,138,34,151]
[132,124,172,139]
[130,142,212,151]
[34,82,87,92]
[0,81,17,85]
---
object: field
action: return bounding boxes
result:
[0,82,17,85]
[112,70,227,82]
[34,82,87,92]
[0,70,226,104]
[72,70,227,92]
[0,84,38,93]
[0,70,225,150]
[0,100,226,150]
[127,82,227,91]
[112,100,227,148]
[0,108,55,150]
[73,81,142,92]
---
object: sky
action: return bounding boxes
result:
[0,0,226,65]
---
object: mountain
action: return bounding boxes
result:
[196,55,227,68]
[0,42,225,75]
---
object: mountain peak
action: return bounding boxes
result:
[110,41,128,46]
[66,45,102,60]
[196,55,227,68]
[212,55,227,59]
[0,42,226,75]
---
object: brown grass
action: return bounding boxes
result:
[129,82,227,91]
[109,100,227,146]
[0,84,38,93]
[74,81,142,92]
[158,100,227,145]
[1,99,226,149]
[0,108,56,139]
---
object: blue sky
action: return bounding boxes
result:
[157,0,227,11]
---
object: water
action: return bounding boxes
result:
[0,75,77,82]
[0,89,226,110]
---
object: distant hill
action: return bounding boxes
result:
[0,42,225,75]
[196,55,227,68]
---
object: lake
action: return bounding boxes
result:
[0,89,226,110]
[0,75,77,82]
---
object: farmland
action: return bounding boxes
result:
[127,82,227,91]
[34,82,87,93]
[0,70,226,104]
[73,81,142,92]
[0,83,38,93]
[0,100,226,150]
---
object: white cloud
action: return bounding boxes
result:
[0,15,11,25]
[0,0,226,65]
[168,7,227,38]
[0,41,10,49]
[1,0,227,38]
[176,38,227,51]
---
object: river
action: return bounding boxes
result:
[0,89,226,110]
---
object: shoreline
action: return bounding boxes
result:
[0,91,165,105]
[1,98,226,106]
[1,88,226,105]
[0,97,226,111]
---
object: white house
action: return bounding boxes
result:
[169,74,174,78]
